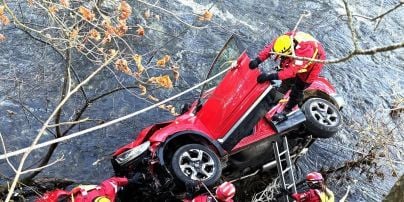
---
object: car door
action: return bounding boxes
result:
[197,52,271,140]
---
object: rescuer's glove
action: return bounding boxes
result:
[257,73,278,83]
[249,58,262,69]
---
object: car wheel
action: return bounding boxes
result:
[171,144,221,186]
[302,98,342,138]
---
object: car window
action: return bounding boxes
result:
[200,38,242,102]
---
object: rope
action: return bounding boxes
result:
[0,62,235,160]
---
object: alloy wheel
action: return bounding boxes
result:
[178,148,216,180]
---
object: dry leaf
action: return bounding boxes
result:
[101,33,112,44]
[115,21,128,36]
[155,14,160,21]
[60,0,70,8]
[139,84,147,95]
[199,10,213,21]
[148,75,173,89]
[88,29,101,41]
[49,5,59,15]
[0,15,9,25]
[156,55,170,67]
[133,54,145,74]
[144,9,151,18]
[108,49,117,57]
[172,65,180,81]
[69,28,79,41]
[0,34,5,42]
[0,6,4,15]
[119,1,132,20]
[136,25,145,36]
[158,104,178,116]
[79,6,95,21]
[0,6,10,25]
[147,95,159,102]
[115,58,131,75]
[101,18,112,29]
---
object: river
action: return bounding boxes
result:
[0,0,403,201]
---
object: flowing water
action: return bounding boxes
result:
[0,0,403,201]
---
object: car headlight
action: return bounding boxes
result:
[115,141,150,165]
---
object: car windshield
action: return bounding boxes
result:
[199,36,242,103]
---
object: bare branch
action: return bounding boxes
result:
[4,52,118,201]
[342,0,359,49]
[20,155,64,175]
[0,133,17,173]
[46,118,90,128]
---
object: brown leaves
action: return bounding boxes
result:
[69,28,80,41]
[115,21,128,37]
[0,34,5,42]
[147,95,159,102]
[88,29,101,41]
[0,6,4,15]
[115,58,132,75]
[148,75,173,89]
[78,6,95,21]
[60,0,70,8]
[69,28,79,41]
[159,104,178,115]
[136,25,145,36]
[0,6,10,25]
[139,84,147,95]
[156,55,170,67]
[133,54,145,75]
[199,10,213,21]
[49,5,59,15]
[119,1,132,21]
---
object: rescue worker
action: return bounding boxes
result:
[36,175,141,202]
[249,31,326,122]
[282,172,334,202]
[184,181,236,202]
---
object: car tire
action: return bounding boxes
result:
[171,144,221,186]
[302,98,342,138]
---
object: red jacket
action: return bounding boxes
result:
[291,189,321,202]
[36,177,128,202]
[257,31,326,83]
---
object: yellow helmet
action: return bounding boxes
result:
[94,196,111,202]
[273,35,293,55]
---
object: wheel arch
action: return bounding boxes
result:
[303,90,337,107]
[157,131,226,166]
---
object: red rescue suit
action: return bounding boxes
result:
[291,189,321,202]
[291,188,335,202]
[36,177,128,202]
[257,31,326,83]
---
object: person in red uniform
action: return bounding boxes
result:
[249,31,326,122]
[282,172,334,202]
[36,176,141,202]
[184,181,236,202]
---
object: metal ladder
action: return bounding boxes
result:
[273,135,297,202]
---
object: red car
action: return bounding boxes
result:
[112,50,344,200]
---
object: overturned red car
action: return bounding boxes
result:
[112,49,344,200]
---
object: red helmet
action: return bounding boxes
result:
[216,182,236,202]
[306,172,323,182]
